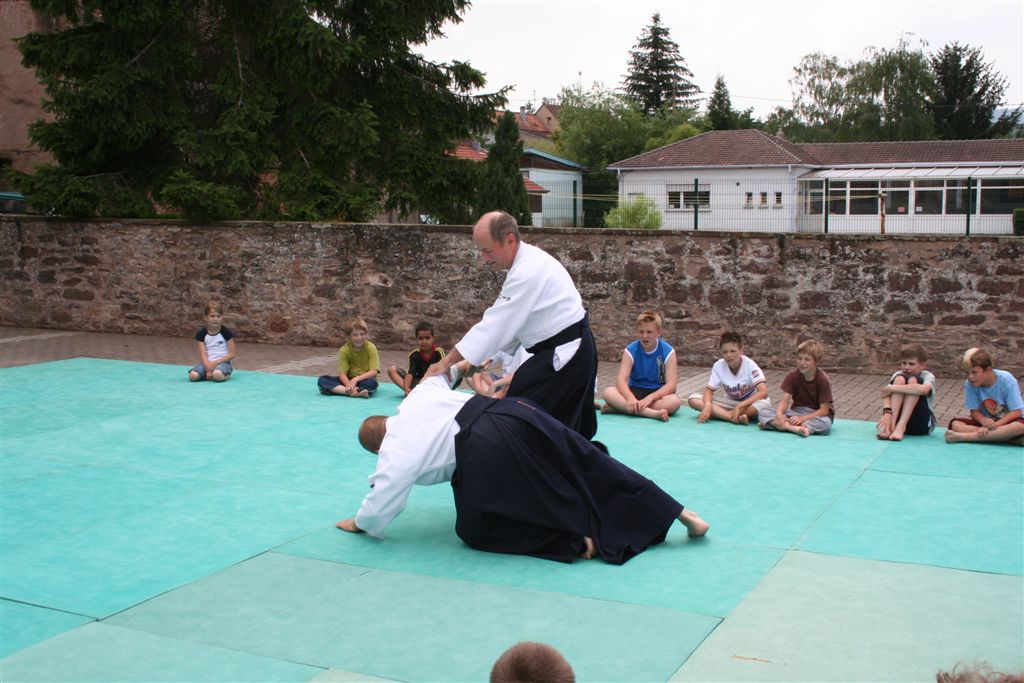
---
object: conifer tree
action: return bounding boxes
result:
[706,75,737,130]
[478,112,531,225]
[622,13,699,116]
[9,0,506,220]
[928,42,1022,139]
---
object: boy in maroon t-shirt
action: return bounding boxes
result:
[758,339,834,437]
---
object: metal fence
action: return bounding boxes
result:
[600,176,1024,235]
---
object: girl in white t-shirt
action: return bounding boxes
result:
[188,301,236,382]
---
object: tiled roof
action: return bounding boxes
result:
[497,110,551,135]
[523,177,549,193]
[609,130,1024,169]
[610,130,820,169]
[450,141,488,162]
[801,139,1024,165]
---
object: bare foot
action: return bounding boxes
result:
[793,425,811,437]
[600,403,615,414]
[336,518,363,533]
[737,414,749,425]
[888,427,905,441]
[579,535,596,559]
[944,430,965,443]
[356,389,370,398]
[657,409,669,422]
[679,509,710,537]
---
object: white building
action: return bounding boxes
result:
[608,130,1024,234]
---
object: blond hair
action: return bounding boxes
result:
[636,311,663,328]
[961,347,992,371]
[796,339,824,362]
[346,317,368,335]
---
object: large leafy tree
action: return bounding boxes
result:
[789,52,853,141]
[622,13,699,115]
[9,0,505,220]
[478,112,530,225]
[928,42,1022,139]
[844,37,935,141]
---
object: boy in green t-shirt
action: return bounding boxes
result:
[317,317,380,398]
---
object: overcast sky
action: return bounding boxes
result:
[417,0,1024,118]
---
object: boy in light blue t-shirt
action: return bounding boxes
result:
[600,311,681,421]
[945,347,1024,445]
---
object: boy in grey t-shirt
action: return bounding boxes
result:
[877,343,936,440]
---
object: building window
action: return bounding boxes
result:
[682,183,710,210]
[980,178,1024,214]
[804,180,824,215]
[882,180,909,214]
[759,191,768,208]
[914,180,943,215]
[667,190,681,209]
[849,180,879,215]
[774,191,783,207]
[828,181,848,215]
[944,179,976,214]
[744,191,753,208]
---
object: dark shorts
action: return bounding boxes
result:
[318,375,378,396]
[903,395,934,436]
[629,386,657,400]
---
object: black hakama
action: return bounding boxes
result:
[506,315,599,440]
[451,395,684,564]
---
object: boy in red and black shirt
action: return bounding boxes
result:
[388,322,446,397]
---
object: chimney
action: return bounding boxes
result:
[520,106,528,122]
[776,128,786,141]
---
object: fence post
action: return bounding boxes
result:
[572,180,578,228]
[823,178,830,234]
[693,178,699,230]
[965,176,973,236]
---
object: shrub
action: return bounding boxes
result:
[1013,208,1024,236]
[604,195,662,229]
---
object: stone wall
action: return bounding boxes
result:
[2,215,1022,375]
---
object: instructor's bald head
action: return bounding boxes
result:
[473,211,520,269]
[358,415,388,454]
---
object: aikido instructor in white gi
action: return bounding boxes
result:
[424,210,599,439]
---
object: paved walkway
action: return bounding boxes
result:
[0,325,968,426]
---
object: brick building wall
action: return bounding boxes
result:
[2,216,1021,375]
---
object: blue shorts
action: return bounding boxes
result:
[189,361,233,380]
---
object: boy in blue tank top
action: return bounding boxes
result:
[600,311,681,421]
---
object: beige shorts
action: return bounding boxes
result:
[689,393,771,413]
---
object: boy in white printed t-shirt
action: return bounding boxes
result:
[688,332,770,425]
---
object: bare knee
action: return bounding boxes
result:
[188,371,201,382]
[211,370,227,382]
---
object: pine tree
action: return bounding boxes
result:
[8,0,506,220]
[622,13,699,116]
[706,75,736,130]
[928,42,1022,140]
[478,112,531,225]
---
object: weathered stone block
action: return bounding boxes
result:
[938,314,986,326]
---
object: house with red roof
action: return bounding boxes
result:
[608,130,1024,234]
